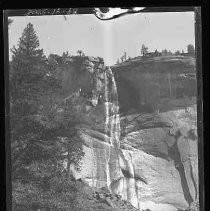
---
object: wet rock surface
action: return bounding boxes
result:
[73,107,198,211]
[58,56,199,211]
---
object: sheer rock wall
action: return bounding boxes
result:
[58,56,198,211]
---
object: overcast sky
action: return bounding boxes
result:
[9,12,195,65]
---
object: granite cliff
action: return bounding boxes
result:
[56,55,198,211]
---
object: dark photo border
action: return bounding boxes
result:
[3,7,203,211]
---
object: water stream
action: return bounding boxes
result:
[90,66,140,208]
[104,66,121,191]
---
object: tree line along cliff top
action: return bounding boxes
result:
[111,55,196,74]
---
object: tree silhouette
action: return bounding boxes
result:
[161,49,168,55]
[124,51,127,61]
[77,50,83,57]
[120,56,124,63]
[10,23,84,182]
[175,50,181,55]
[10,22,46,104]
[141,44,148,56]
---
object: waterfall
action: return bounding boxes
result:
[104,66,121,191]
[86,65,139,209]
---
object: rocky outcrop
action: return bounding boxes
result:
[112,56,196,113]
[75,179,139,211]
[56,55,198,211]
[73,106,198,211]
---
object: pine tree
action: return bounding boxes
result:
[141,44,148,56]
[9,23,83,179]
[9,23,49,177]
[175,50,181,55]
[10,23,85,210]
[10,23,47,104]
[77,50,83,57]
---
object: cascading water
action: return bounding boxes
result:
[104,66,121,191]
[103,67,140,208]
[104,66,121,147]
[82,64,139,209]
[87,64,139,208]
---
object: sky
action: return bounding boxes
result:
[8,12,195,65]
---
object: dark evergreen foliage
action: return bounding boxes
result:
[10,23,85,210]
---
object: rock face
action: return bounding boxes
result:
[57,55,198,211]
[112,56,196,113]
[75,107,198,211]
